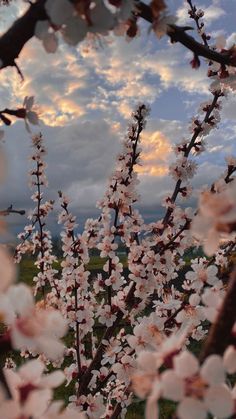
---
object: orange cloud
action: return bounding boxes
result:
[136,130,172,177]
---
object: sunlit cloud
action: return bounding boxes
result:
[0,0,235,235]
[137,130,172,177]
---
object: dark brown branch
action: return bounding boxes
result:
[0,368,11,399]
[0,333,12,399]
[78,310,124,396]
[110,402,122,419]
[136,2,234,67]
[200,268,236,361]
[110,386,130,419]
[0,0,13,5]
[0,205,25,216]
[0,0,235,74]
[0,0,47,70]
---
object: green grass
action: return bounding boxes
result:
[86,255,128,270]
[18,257,39,286]
[18,255,128,287]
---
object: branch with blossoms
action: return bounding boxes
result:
[7,87,236,419]
[0,135,89,419]
[90,91,236,414]
[201,268,236,361]
[67,98,235,417]
[186,0,211,47]
[0,243,72,417]
[131,199,236,419]
[0,96,40,142]
[15,133,58,298]
[57,190,91,377]
[1,0,236,81]
[137,2,236,70]
[160,88,223,232]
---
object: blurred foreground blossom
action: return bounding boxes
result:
[0,284,67,360]
[23,96,40,132]
[191,179,236,255]
[0,359,84,419]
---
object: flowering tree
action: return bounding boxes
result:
[1,1,236,419]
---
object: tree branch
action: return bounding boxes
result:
[136,1,234,67]
[0,205,25,216]
[0,0,47,70]
[200,268,236,361]
[0,0,235,74]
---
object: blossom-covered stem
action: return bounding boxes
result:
[186,0,210,47]
[126,112,143,181]
[15,218,38,250]
[159,219,190,254]
[163,301,186,328]
[200,268,236,361]
[162,90,222,228]
[105,107,143,305]
[1,0,236,73]
[161,162,235,259]
[74,277,82,375]
[35,159,45,297]
[137,1,234,66]
[77,310,124,396]
[78,279,137,397]
[59,196,82,375]
[107,206,119,306]
[91,370,114,396]
[74,274,82,376]
[224,240,236,256]
[187,92,221,154]
[110,385,131,419]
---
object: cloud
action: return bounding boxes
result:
[0,6,214,135]
[0,3,27,34]
[0,105,234,238]
[0,117,120,220]
[0,37,92,126]
[0,0,234,239]
[137,130,172,176]
[140,47,210,94]
[0,116,179,234]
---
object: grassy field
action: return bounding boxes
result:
[18,255,128,285]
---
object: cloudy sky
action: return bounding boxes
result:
[0,0,236,237]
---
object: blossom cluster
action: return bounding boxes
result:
[35,0,136,52]
[33,0,176,54]
[9,97,235,419]
[0,214,73,418]
[1,1,236,418]
[133,344,236,419]
[15,133,57,295]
